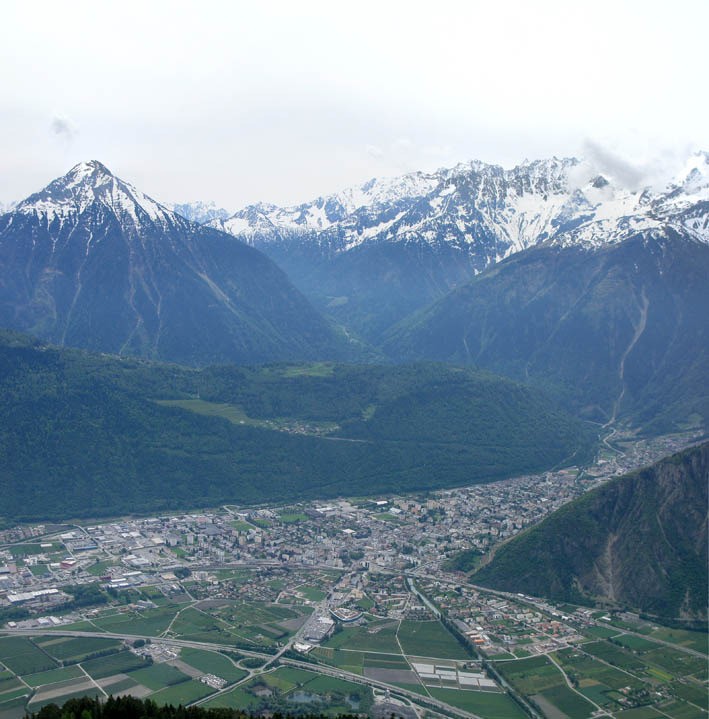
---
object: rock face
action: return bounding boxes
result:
[211,153,709,341]
[473,442,709,620]
[0,161,346,366]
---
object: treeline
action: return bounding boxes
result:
[25,694,364,719]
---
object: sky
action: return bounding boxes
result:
[1,0,707,210]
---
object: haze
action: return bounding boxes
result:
[1,0,707,209]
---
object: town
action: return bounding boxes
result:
[0,429,705,719]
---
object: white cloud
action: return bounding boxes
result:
[49,114,78,144]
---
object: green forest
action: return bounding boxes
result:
[0,330,596,522]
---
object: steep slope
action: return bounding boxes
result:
[0,161,346,365]
[473,442,709,620]
[383,231,709,431]
[211,153,709,340]
[0,330,595,522]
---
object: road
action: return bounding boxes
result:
[0,628,484,719]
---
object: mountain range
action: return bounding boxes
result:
[473,442,709,620]
[1,155,707,432]
[209,153,708,341]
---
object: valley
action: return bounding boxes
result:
[0,431,705,719]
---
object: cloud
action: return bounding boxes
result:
[365,144,384,159]
[581,139,697,192]
[50,114,78,143]
[583,140,644,190]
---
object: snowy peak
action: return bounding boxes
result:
[168,200,231,224]
[213,153,709,261]
[16,160,174,228]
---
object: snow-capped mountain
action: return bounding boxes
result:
[0,200,16,215]
[0,161,347,365]
[168,200,231,224]
[213,152,709,255]
[208,152,708,341]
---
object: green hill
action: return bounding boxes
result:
[473,442,709,620]
[0,330,595,523]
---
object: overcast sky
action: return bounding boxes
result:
[1,0,707,209]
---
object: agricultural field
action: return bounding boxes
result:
[204,665,370,716]
[496,629,709,719]
[0,635,259,718]
[397,620,470,659]
[429,687,527,719]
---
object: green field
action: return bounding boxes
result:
[79,650,150,678]
[539,684,595,719]
[149,679,215,706]
[648,628,708,654]
[129,664,190,690]
[37,636,121,661]
[23,665,84,687]
[91,605,181,636]
[203,686,260,711]
[671,680,709,709]
[229,520,253,532]
[27,687,102,712]
[179,649,247,683]
[583,641,645,671]
[429,687,526,719]
[397,620,469,659]
[0,637,57,676]
[7,543,61,558]
[324,621,402,654]
[496,656,564,694]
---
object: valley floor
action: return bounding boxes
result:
[0,429,705,719]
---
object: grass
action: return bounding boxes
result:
[583,641,645,671]
[279,512,309,524]
[397,620,469,659]
[614,634,661,652]
[7,543,61,558]
[297,586,327,602]
[37,636,121,661]
[584,625,622,639]
[179,649,247,683]
[155,399,255,426]
[648,627,708,654]
[671,680,709,708]
[0,637,57,676]
[29,564,50,577]
[613,708,664,719]
[23,665,84,687]
[325,622,402,654]
[150,679,215,706]
[278,363,335,378]
[495,656,565,695]
[129,664,190,690]
[229,520,253,532]
[203,686,260,711]
[540,684,596,719]
[29,692,103,712]
[660,699,708,719]
[92,605,180,636]
[80,650,149,679]
[429,687,526,719]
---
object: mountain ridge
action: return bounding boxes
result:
[472,441,709,620]
[0,161,349,366]
[206,153,708,341]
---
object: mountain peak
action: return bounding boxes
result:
[65,159,114,184]
[15,160,171,227]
